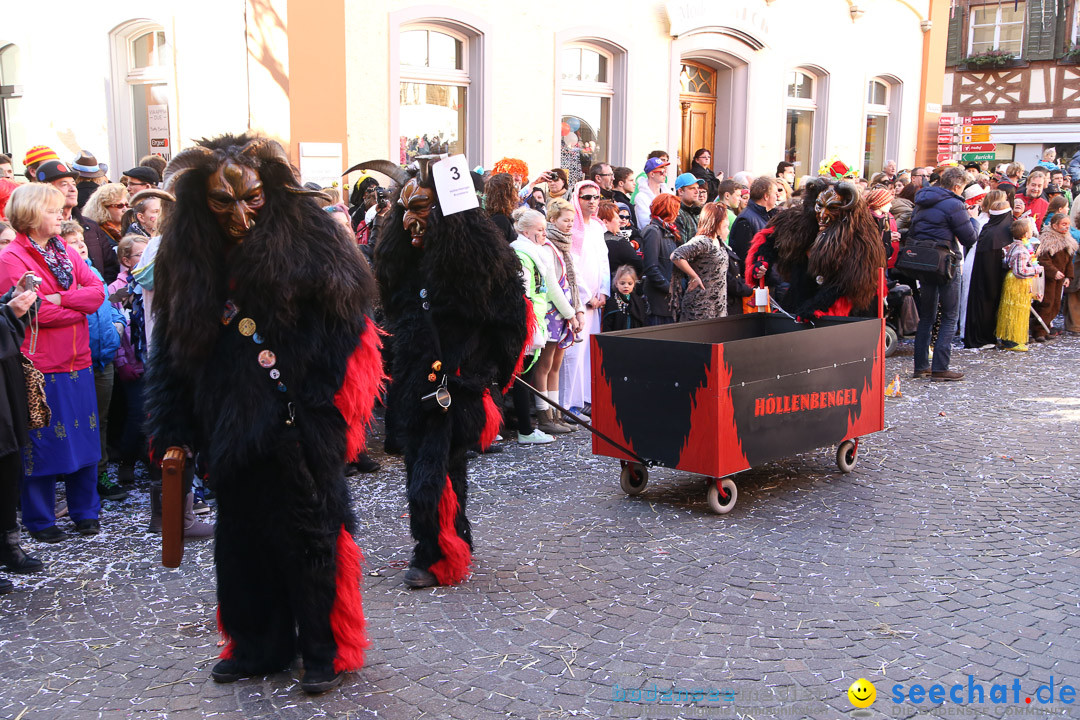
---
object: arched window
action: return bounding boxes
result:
[783,67,828,177]
[0,44,24,158]
[556,36,627,167]
[399,26,470,163]
[863,77,901,179]
[110,21,177,170]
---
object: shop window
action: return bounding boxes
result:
[0,44,25,159]
[399,27,470,162]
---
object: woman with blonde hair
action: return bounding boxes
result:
[82,183,130,242]
[0,183,106,541]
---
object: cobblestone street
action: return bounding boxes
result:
[1,337,1078,720]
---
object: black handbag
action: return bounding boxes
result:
[895,241,958,282]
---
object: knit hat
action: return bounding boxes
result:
[35,160,79,184]
[23,145,59,169]
[72,151,108,179]
[865,187,894,210]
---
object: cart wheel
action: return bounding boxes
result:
[837,440,858,473]
[706,478,738,515]
[883,324,899,357]
[619,463,648,495]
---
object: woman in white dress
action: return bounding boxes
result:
[558,181,609,417]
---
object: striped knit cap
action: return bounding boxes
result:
[23,145,60,168]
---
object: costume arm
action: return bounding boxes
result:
[672,238,707,263]
[143,322,198,459]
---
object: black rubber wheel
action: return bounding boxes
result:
[837,440,857,473]
[884,324,899,357]
[706,478,738,514]
[619,463,648,495]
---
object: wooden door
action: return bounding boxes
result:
[679,61,717,173]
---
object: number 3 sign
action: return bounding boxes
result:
[432,155,479,216]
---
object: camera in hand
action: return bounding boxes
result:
[375,187,389,210]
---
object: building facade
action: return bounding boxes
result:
[942,0,1080,168]
[2,0,950,189]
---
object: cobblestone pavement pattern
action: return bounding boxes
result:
[1,337,1078,720]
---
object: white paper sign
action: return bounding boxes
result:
[147,105,171,161]
[432,155,478,216]
[754,287,769,307]
[299,142,343,189]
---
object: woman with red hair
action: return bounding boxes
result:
[640,194,681,324]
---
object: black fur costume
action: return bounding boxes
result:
[751,180,884,319]
[374,168,528,588]
[144,135,381,690]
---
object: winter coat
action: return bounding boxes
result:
[0,287,30,457]
[0,234,104,373]
[604,231,644,278]
[1035,226,1077,283]
[908,186,979,253]
[73,208,120,284]
[84,261,124,370]
[601,291,646,331]
[891,196,915,234]
[640,219,678,319]
[729,201,771,260]
[1068,154,1080,184]
[724,243,754,314]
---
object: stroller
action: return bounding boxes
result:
[884,280,919,357]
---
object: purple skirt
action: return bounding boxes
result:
[23,367,101,478]
[545,308,575,349]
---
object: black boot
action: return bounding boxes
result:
[301,664,344,693]
[0,576,12,594]
[0,529,43,573]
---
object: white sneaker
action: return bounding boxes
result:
[517,429,555,444]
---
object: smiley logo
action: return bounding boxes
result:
[848,678,876,708]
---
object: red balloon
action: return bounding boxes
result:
[561,122,571,136]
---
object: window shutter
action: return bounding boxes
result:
[1024,0,1059,61]
[946,6,964,66]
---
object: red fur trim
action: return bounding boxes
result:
[330,525,368,673]
[428,476,471,585]
[506,295,536,393]
[826,297,854,317]
[216,606,235,659]
[480,389,501,451]
[744,227,774,283]
[334,320,387,461]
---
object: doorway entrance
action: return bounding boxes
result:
[679,61,715,173]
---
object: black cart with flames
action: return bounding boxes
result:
[588,289,885,514]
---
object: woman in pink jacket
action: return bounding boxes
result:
[1,184,105,542]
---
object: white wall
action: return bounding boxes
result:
[1,0,250,177]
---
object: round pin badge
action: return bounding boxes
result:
[269,369,281,380]
[258,350,277,369]
[252,333,264,345]
[238,318,256,336]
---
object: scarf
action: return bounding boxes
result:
[545,223,580,311]
[101,220,123,242]
[30,235,74,290]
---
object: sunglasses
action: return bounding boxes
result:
[579,194,600,201]
[107,203,130,209]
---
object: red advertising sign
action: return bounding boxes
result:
[938,116,958,125]
[961,143,996,152]
[938,135,956,144]
[937,153,956,163]
[963,115,998,125]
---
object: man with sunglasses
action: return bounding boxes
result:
[633,157,672,229]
